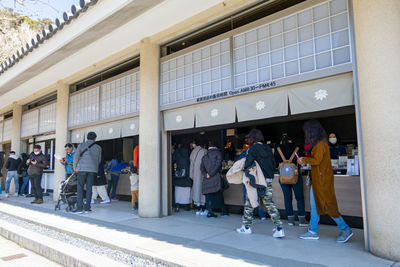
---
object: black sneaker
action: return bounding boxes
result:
[207,212,218,218]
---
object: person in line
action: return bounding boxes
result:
[106,154,129,201]
[274,134,307,227]
[92,154,110,204]
[27,145,49,204]
[129,166,139,210]
[237,142,267,221]
[237,129,284,238]
[298,120,353,243]
[18,153,29,197]
[172,143,192,212]
[73,132,102,214]
[60,143,75,178]
[5,151,21,197]
[200,140,228,218]
[189,140,207,215]
[328,133,347,159]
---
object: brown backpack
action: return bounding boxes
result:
[277,147,299,184]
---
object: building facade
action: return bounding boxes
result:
[0,0,399,261]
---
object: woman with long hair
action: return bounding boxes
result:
[298,120,353,243]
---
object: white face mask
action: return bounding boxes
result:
[329,138,337,145]
[34,151,40,155]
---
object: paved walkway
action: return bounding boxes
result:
[0,194,396,267]
[0,234,60,266]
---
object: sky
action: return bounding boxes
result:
[0,0,80,21]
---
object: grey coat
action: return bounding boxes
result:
[190,146,207,204]
[73,140,102,173]
[200,148,222,195]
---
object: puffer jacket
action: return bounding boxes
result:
[200,148,222,195]
[245,143,276,179]
[27,152,48,176]
[73,140,102,173]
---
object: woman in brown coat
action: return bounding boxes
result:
[298,120,353,243]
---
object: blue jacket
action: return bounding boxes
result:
[62,151,75,174]
[107,159,129,173]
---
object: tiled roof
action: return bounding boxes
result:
[0,0,98,76]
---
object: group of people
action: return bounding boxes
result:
[172,140,228,218]
[173,120,353,243]
[0,145,49,204]
[60,131,139,213]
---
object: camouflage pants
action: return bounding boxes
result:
[243,182,282,228]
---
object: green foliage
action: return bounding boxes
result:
[0,8,53,31]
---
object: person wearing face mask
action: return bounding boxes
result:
[328,133,347,159]
[27,145,49,204]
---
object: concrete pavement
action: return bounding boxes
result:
[0,195,396,267]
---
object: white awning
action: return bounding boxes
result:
[163,107,195,131]
[235,89,288,122]
[70,128,85,144]
[195,100,236,128]
[100,121,122,140]
[288,73,354,115]
[121,117,139,137]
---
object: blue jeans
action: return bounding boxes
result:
[279,172,305,216]
[6,171,19,194]
[309,186,350,233]
[242,184,266,219]
[107,174,120,198]
[20,172,29,195]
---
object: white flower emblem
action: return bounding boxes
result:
[108,128,114,134]
[210,109,219,117]
[176,115,182,123]
[130,123,136,130]
[314,89,328,101]
[256,101,266,111]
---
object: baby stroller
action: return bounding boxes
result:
[55,173,78,212]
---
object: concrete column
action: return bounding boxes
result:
[53,82,70,201]
[138,38,161,218]
[11,103,22,154]
[352,0,400,261]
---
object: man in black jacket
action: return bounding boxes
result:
[5,151,21,197]
[27,145,49,204]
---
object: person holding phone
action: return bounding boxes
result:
[27,145,49,204]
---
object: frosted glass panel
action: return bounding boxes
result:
[300,56,315,73]
[315,35,331,53]
[246,71,258,85]
[316,52,332,69]
[258,68,270,82]
[39,103,56,133]
[285,61,299,76]
[285,45,298,61]
[160,39,230,105]
[21,110,39,137]
[235,74,245,87]
[245,30,257,44]
[331,13,348,32]
[332,29,349,48]
[69,86,99,127]
[245,43,257,57]
[246,57,257,71]
[270,35,283,50]
[298,9,312,26]
[270,21,282,36]
[299,40,314,57]
[313,3,329,21]
[284,30,297,46]
[258,54,270,68]
[257,40,269,54]
[298,25,313,42]
[271,49,283,65]
[314,19,330,37]
[272,64,284,79]
[283,15,297,32]
[330,0,347,15]
[333,46,350,65]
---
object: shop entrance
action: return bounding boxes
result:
[169,106,363,228]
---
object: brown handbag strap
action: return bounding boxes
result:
[276,147,287,162]
[288,147,299,163]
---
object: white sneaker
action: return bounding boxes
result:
[100,199,110,204]
[14,193,18,197]
[91,199,95,204]
[236,225,252,234]
[273,228,285,238]
[200,209,208,216]
[5,194,8,198]
[195,210,201,215]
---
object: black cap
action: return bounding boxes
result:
[33,144,41,150]
[87,131,97,140]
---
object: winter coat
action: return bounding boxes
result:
[73,140,102,173]
[245,143,276,179]
[172,147,192,187]
[95,156,107,186]
[6,155,21,171]
[302,141,341,217]
[329,143,347,159]
[27,152,48,176]
[200,148,222,195]
[189,146,207,204]
[17,156,29,175]
[226,158,267,208]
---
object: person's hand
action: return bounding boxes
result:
[206,173,210,179]
[32,160,37,165]
[298,157,304,165]
[97,176,101,179]
[26,159,30,164]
